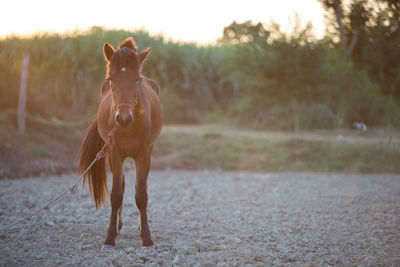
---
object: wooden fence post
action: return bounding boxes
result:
[77,69,85,112]
[18,53,30,134]
[294,114,299,146]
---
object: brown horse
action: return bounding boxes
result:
[77,37,163,248]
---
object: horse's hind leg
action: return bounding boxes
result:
[103,149,124,247]
[134,146,154,246]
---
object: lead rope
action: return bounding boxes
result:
[1,77,142,232]
[0,124,119,232]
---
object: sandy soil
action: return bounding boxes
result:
[0,170,399,266]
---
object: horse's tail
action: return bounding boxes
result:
[77,119,108,209]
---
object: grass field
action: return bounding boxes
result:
[1,110,399,178]
[153,125,400,173]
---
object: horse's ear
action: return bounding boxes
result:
[138,48,152,64]
[103,43,115,62]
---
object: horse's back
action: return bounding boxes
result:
[142,76,160,95]
[142,77,163,145]
[97,90,113,141]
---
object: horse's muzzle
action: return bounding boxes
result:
[115,109,133,128]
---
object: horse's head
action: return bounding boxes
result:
[103,37,151,128]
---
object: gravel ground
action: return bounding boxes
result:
[0,170,399,266]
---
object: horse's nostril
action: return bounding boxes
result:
[115,114,121,123]
[115,112,133,128]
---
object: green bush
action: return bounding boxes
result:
[1,24,399,130]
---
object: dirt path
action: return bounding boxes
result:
[1,170,399,266]
[165,124,400,145]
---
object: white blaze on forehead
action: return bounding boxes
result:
[121,67,126,72]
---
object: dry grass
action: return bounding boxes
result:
[1,110,399,178]
[153,126,400,173]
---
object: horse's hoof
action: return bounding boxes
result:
[141,239,154,247]
[101,244,116,251]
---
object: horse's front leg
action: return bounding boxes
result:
[103,147,124,248]
[134,145,154,246]
[118,176,125,232]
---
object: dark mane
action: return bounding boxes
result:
[118,37,138,52]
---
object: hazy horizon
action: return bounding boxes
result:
[0,0,326,44]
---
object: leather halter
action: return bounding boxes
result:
[112,93,138,113]
[105,76,142,113]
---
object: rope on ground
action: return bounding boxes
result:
[0,157,98,232]
[1,113,118,233]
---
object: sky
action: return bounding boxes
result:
[0,0,326,44]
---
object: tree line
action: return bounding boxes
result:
[0,0,399,130]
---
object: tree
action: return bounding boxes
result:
[320,0,368,57]
[222,20,270,44]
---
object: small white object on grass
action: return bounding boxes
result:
[353,122,367,131]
